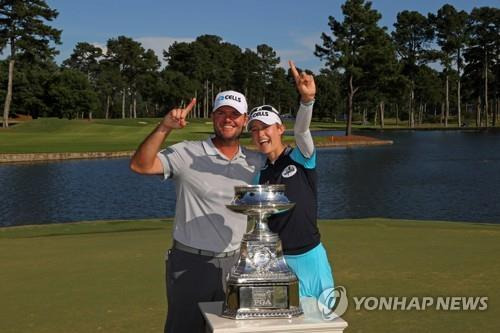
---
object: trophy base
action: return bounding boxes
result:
[222,281,303,319]
[222,306,303,319]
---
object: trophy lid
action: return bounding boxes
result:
[227,184,294,215]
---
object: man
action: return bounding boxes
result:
[130,91,264,333]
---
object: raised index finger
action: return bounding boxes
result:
[289,60,300,83]
[181,98,196,117]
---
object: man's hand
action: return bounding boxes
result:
[160,98,196,131]
[289,60,316,103]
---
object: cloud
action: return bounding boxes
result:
[87,35,326,73]
[91,42,107,55]
[275,33,324,74]
[84,37,194,66]
[276,49,312,64]
[296,34,322,50]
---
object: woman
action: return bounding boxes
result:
[247,60,334,302]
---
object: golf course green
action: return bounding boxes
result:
[0,116,457,155]
[1,218,498,332]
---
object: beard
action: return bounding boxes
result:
[213,125,244,144]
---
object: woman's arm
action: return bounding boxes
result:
[289,60,316,158]
[294,101,314,158]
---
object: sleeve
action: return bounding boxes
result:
[157,143,186,180]
[294,101,315,159]
[290,148,316,169]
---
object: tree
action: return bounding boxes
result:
[392,10,434,128]
[136,49,161,117]
[256,44,280,104]
[0,56,58,118]
[63,42,102,83]
[429,5,469,126]
[63,42,103,119]
[267,67,297,114]
[47,68,99,119]
[155,69,197,111]
[414,65,443,124]
[0,0,61,127]
[315,69,342,121]
[464,7,499,127]
[164,35,242,116]
[105,36,146,119]
[315,0,387,135]
[360,26,400,128]
[94,58,122,119]
[233,48,263,107]
[197,35,241,90]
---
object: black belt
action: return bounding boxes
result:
[173,240,239,258]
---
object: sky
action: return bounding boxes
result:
[46,0,498,73]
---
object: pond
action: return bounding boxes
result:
[1,129,499,227]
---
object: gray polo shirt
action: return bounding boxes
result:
[157,137,265,252]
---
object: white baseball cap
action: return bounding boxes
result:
[213,90,248,114]
[247,105,282,131]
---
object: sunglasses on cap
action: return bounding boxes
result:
[249,105,281,118]
[247,105,284,132]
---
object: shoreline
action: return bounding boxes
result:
[2,216,498,231]
[0,151,135,164]
[0,135,393,163]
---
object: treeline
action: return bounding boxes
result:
[1,0,499,134]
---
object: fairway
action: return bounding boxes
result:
[1,218,499,332]
[0,118,216,154]
[1,117,487,156]
[0,117,395,155]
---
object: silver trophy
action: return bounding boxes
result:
[222,185,303,319]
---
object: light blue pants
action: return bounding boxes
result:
[284,243,335,299]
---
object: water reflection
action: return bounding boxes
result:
[316,130,500,223]
[1,130,499,226]
[0,159,176,226]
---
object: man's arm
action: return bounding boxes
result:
[130,125,173,174]
[130,98,196,175]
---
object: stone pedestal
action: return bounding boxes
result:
[199,301,348,333]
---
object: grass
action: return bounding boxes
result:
[1,218,499,332]
[0,118,214,153]
[0,117,311,154]
[2,116,491,154]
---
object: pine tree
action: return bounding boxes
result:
[315,0,387,135]
[0,0,61,127]
[392,10,433,128]
[429,4,469,127]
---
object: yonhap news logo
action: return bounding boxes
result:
[353,296,488,311]
[317,286,489,321]
[318,286,349,320]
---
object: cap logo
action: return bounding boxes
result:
[251,111,269,118]
[213,90,247,114]
[223,95,241,103]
